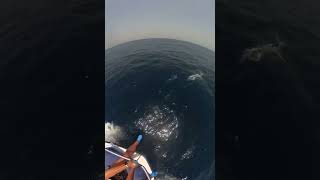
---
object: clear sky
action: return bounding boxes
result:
[106,0,215,51]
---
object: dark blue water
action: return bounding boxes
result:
[105,39,214,179]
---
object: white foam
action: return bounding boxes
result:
[180,145,195,160]
[134,105,179,142]
[105,122,125,143]
[187,72,203,81]
[156,173,180,180]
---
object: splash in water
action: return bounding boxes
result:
[105,122,125,143]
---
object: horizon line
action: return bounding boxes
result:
[105,37,215,52]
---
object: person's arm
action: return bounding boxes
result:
[126,168,135,180]
[126,160,137,180]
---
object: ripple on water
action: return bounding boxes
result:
[134,105,179,142]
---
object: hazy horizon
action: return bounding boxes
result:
[105,38,215,52]
[106,0,215,51]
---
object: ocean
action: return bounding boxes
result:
[105,39,215,179]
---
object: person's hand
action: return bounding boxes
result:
[127,160,138,169]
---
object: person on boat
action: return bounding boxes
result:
[105,135,143,180]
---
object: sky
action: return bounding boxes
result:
[106,0,215,51]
